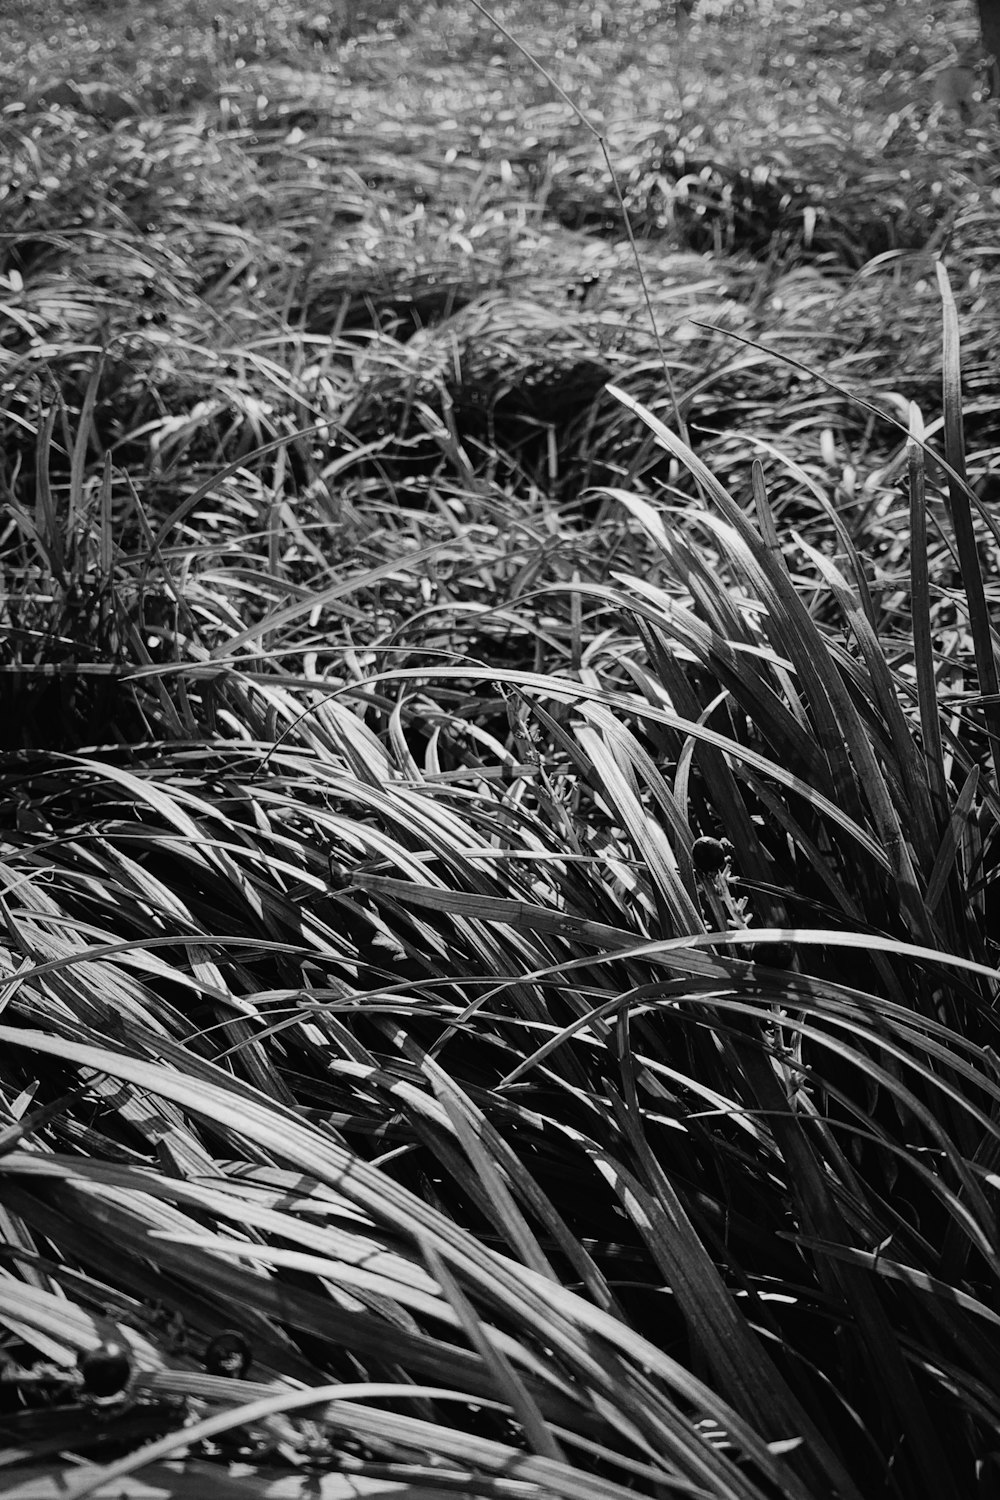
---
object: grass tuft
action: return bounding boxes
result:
[3,3,1000,1497]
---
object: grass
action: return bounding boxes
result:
[3,0,1000,1496]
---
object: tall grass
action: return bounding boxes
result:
[3,2,1000,1497]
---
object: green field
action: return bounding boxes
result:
[3,3,1000,1497]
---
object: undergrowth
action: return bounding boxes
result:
[3,2,1000,1498]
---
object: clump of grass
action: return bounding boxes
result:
[4,3,1000,1498]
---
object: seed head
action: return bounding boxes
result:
[204,1331,252,1379]
[753,941,795,970]
[78,1339,132,1400]
[692,836,729,875]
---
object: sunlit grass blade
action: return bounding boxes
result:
[420,1236,566,1463]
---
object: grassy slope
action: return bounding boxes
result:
[3,3,1000,1498]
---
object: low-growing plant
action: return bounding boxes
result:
[3,3,1000,1499]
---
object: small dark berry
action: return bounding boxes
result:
[692,836,729,875]
[204,1331,252,1379]
[753,941,795,969]
[78,1340,132,1400]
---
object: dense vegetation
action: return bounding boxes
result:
[3,2,1000,1496]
